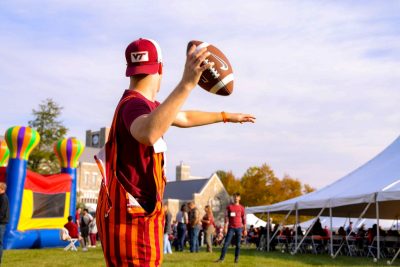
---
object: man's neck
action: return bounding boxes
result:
[129,74,160,101]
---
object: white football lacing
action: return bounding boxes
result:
[204,59,220,79]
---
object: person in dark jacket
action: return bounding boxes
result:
[0,182,9,264]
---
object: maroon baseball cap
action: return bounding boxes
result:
[125,38,163,77]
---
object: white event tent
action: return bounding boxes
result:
[246,213,268,228]
[291,216,398,232]
[247,136,400,219]
[246,135,400,260]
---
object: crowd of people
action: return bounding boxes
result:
[243,218,400,258]
[64,203,400,260]
[164,202,218,254]
[164,192,247,263]
[63,192,248,262]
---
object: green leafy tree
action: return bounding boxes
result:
[28,98,68,174]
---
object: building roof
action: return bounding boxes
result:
[79,147,101,163]
[164,178,210,200]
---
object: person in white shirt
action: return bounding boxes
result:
[175,204,188,251]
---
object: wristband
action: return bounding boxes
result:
[221,111,228,123]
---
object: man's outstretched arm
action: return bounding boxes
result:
[173,111,255,128]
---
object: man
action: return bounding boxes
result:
[175,203,188,252]
[216,192,247,263]
[163,205,172,254]
[0,183,9,264]
[64,215,85,249]
[80,208,93,251]
[346,221,353,235]
[188,202,201,253]
[96,38,255,267]
[75,207,81,228]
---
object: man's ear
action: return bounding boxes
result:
[158,62,163,75]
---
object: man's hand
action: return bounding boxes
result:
[224,226,228,235]
[243,229,247,237]
[180,45,214,90]
[225,113,256,123]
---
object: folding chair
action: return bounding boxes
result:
[330,235,344,256]
[384,236,400,258]
[302,236,314,254]
[367,236,386,259]
[60,228,78,251]
[276,236,289,253]
[289,236,305,254]
[257,234,266,251]
[346,236,358,256]
[311,235,325,254]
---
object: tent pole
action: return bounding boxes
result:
[291,207,325,255]
[295,204,298,253]
[269,208,294,242]
[376,199,380,260]
[333,200,373,259]
[259,212,265,251]
[329,207,333,257]
[267,212,270,252]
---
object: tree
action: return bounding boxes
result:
[28,98,68,174]
[279,174,303,201]
[240,164,279,207]
[216,170,242,195]
[218,163,316,224]
[303,183,315,194]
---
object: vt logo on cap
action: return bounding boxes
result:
[131,51,149,63]
[125,38,163,76]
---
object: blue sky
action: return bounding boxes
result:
[1,1,399,188]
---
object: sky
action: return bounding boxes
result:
[0,0,399,189]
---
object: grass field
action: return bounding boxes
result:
[3,246,399,266]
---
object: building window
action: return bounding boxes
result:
[84,173,89,185]
[92,173,98,185]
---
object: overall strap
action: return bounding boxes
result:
[100,93,138,217]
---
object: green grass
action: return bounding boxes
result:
[3,246,399,266]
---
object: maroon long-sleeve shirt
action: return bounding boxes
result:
[225,204,246,229]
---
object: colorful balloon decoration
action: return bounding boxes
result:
[1,126,84,249]
[0,140,9,167]
[54,138,84,219]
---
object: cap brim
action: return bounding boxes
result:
[126,64,159,77]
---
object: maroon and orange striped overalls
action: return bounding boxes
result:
[96,94,166,267]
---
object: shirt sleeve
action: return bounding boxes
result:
[224,206,229,225]
[242,206,246,227]
[121,98,152,131]
[0,195,7,221]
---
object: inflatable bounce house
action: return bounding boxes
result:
[0,126,84,249]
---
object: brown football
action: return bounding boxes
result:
[187,40,234,96]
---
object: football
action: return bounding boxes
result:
[187,40,234,96]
